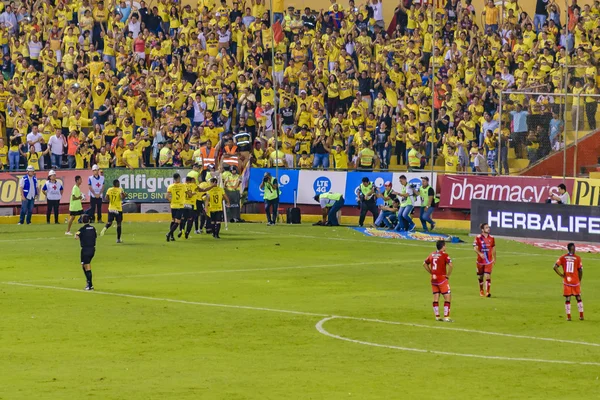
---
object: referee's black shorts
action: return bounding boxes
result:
[80,247,95,265]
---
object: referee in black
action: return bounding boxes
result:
[75,214,97,291]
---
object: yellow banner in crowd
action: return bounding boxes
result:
[573,178,600,206]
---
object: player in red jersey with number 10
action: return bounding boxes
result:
[554,243,584,321]
[423,240,454,322]
[473,223,496,297]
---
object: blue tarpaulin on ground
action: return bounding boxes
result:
[351,227,464,243]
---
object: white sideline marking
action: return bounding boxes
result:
[11,256,471,283]
[4,281,600,353]
[315,317,600,366]
[0,237,62,243]
[12,260,405,283]
[246,230,600,261]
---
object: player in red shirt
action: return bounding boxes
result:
[473,222,496,297]
[423,240,454,322]
[554,243,584,321]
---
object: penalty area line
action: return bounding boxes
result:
[3,281,600,354]
[315,317,600,366]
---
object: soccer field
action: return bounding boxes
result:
[1,222,599,399]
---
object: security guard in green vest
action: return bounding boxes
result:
[357,177,379,227]
[419,176,437,232]
[314,192,345,226]
[408,143,423,171]
[393,174,416,231]
[260,172,280,225]
[356,143,378,171]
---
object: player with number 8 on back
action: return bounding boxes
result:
[474,223,496,297]
[554,243,584,321]
[423,240,454,322]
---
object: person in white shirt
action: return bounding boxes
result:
[27,125,44,169]
[88,164,105,223]
[42,170,63,224]
[473,147,489,175]
[47,129,67,169]
[371,0,384,27]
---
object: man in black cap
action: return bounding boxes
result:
[75,214,97,290]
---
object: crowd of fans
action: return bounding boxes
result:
[0,0,597,177]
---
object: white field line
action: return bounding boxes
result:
[0,236,63,243]
[247,230,600,261]
[315,317,600,366]
[3,281,600,352]
[8,256,472,283]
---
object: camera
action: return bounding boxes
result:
[409,183,417,189]
[263,177,270,183]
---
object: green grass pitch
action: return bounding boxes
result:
[1,222,599,399]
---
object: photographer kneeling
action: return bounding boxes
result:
[314,192,345,226]
[260,172,280,225]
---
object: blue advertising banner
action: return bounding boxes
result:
[343,171,394,206]
[247,168,299,203]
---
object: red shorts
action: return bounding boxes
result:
[563,284,581,297]
[477,263,494,275]
[432,281,450,294]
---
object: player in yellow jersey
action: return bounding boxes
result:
[178,176,200,239]
[166,173,187,242]
[100,179,126,243]
[196,177,213,235]
[205,178,230,239]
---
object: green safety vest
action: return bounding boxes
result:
[399,184,412,207]
[419,185,437,207]
[360,182,373,197]
[359,148,375,166]
[383,189,394,206]
[263,179,280,200]
[321,192,342,201]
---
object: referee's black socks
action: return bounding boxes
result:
[82,268,92,287]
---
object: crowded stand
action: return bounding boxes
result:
[0,0,597,176]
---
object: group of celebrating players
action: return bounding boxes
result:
[74,169,228,291]
[424,223,584,322]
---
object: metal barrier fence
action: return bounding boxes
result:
[498,87,600,179]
